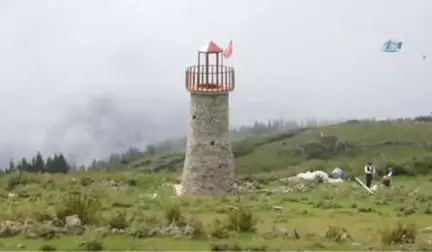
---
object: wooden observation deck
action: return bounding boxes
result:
[185,41,235,94]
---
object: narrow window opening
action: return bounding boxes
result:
[210,141,215,146]
[192,115,196,119]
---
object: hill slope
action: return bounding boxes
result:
[128,119,432,177]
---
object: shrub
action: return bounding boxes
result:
[5,172,37,191]
[414,115,432,122]
[55,192,101,225]
[164,204,183,224]
[39,244,57,251]
[225,207,257,233]
[324,225,351,243]
[107,211,129,229]
[379,221,417,245]
[79,177,94,187]
[185,217,205,238]
[209,219,229,239]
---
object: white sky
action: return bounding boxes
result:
[0,0,430,165]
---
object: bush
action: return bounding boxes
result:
[324,225,351,242]
[107,211,129,229]
[56,192,101,225]
[5,172,37,191]
[164,204,183,224]
[209,219,229,239]
[79,177,94,187]
[39,244,57,251]
[414,115,432,122]
[185,217,205,238]
[379,221,417,245]
[225,207,257,233]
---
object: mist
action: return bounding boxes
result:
[0,0,431,166]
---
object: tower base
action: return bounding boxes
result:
[181,93,235,195]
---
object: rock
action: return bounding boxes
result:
[148,227,161,237]
[0,221,22,237]
[111,228,125,234]
[233,181,264,193]
[37,223,57,239]
[51,218,64,227]
[183,225,197,236]
[65,215,81,226]
[167,226,183,236]
[419,227,432,234]
[279,228,300,239]
[104,180,119,187]
[173,184,183,196]
[272,206,283,212]
[64,215,84,235]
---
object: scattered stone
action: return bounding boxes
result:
[173,184,183,196]
[0,220,22,237]
[37,222,57,240]
[64,215,84,235]
[65,215,81,227]
[183,225,195,236]
[233,181,264,193]
[272,206,283,212]
[279,228,300,239]
[419,227,432,234]
[104,180,120,187]
[226,205,238,211]
[111,228,125,234]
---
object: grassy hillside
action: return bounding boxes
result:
[130,119,432,177]
[1,119,431,250]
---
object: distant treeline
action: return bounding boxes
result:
[5,152,70,174]
[86,118,340,171]
[4,116,432,173]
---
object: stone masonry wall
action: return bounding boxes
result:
[181,93,235,195]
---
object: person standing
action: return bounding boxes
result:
[364,162,375,188]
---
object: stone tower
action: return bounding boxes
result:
[181,41,235,195]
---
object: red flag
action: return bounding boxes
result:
[223,40,233,58]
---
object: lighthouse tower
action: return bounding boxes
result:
[181,41,235,195]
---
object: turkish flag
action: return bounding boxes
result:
[223,40,233,58]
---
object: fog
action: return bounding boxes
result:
[0,0,431,166]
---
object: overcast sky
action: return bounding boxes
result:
[0,0,430,165]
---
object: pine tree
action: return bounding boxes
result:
[46,156,55,173]
[48,153,69,174]
[32,152,45,173]
[56,153,69,173]
[18,158,31,172]
[8,159,15,172]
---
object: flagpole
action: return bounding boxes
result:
[229,40,233,69]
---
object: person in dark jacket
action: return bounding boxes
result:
[364,162,375,188]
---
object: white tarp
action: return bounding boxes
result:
[295,170,343,183]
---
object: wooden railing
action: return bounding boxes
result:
[185,65,235,93]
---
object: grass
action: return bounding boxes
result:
[1,119,432,250]
[0,171,432,251]
[130,120,432,177]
